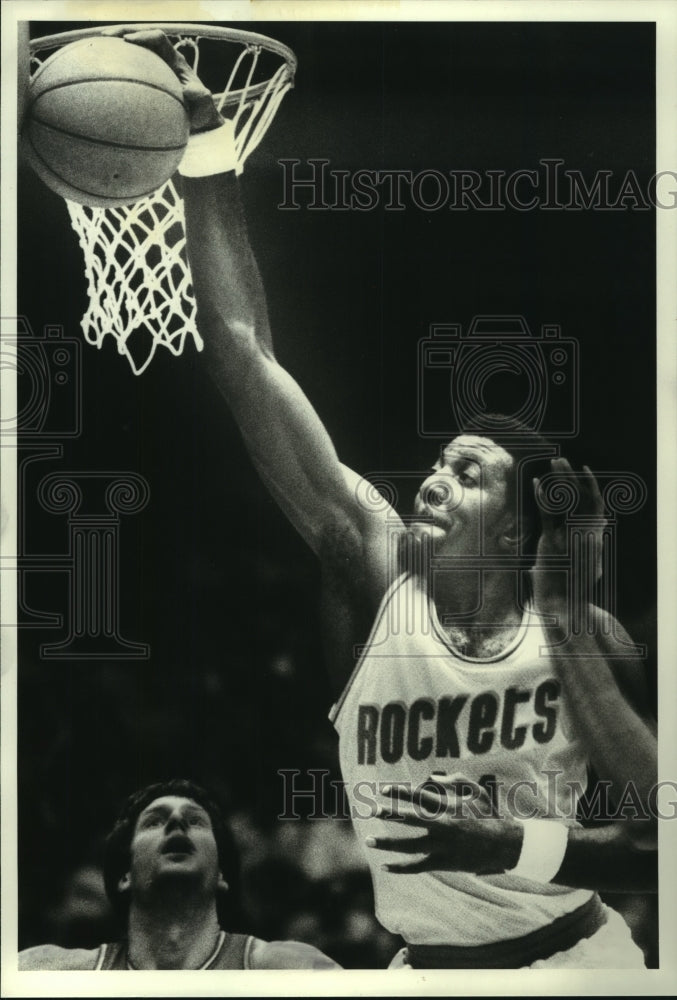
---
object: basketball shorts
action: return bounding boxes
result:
[388,904,646,970]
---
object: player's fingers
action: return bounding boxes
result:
[382,859,433,874]
[533,477,556,530]
[582,464,605,517]
[374,803,427,825]
[383,777,475,799]
[551,457,577,504]
[103,28,211,107]
[105,27,170,48]
[430,775,494,815]
[389,788,480,822]
[365,833,430,853]
[429,772,484,796]
[381,783,414,803]
[551,456,572,474]
[383,784,448,816]
[104,28,179,66]
[412,786,455,814]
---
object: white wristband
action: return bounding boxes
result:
[178,121,241,177]
[511,819,568,882]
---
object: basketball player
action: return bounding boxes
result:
[113,32,658,969]
[19,779,340,970]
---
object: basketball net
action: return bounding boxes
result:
[30,25,296,375]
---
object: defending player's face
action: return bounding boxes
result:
[412,435,515,556]
[121,795,225,898]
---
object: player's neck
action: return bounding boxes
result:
[431,566,524,654]
[126,897,222,970]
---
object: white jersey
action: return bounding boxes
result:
[329,573,593,946]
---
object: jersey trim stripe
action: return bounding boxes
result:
[123,931,230,970]
[243,934,255,969]
[202,930,227,969]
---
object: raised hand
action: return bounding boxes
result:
[101,27,223,133]
[365,774,522,875]
[531,458,605,609]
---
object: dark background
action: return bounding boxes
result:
[16,20,657,967]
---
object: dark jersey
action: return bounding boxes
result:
[19,932,339,970]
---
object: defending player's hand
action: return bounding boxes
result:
[101,27,223,133]
[531,458,606,608]
[365,774,523,875]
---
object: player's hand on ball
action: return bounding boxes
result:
[531,458,606,608]
[102,27,223,133]
[365,774,523,875]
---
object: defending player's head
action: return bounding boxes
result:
[412,415,552,567]
[103,779,242,929]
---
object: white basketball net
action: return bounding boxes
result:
[33,30,295,375]
[67,183,196,373]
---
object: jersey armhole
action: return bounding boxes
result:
[328,572,409,728]
[242,935,256,970]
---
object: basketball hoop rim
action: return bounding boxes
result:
[25,22,298,375]
[29,22,297,107]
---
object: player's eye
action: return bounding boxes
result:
[141,814,163,828]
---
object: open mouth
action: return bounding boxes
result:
[161,834,194,855]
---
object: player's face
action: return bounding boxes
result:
[412,435,515,557]
[121,796,225,898]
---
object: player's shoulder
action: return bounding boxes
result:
[585,602,618,627]
[580,602,638,649]
[248,936,341,970]
[18,942,103,970]
[583,602,642,657]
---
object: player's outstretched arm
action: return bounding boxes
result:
[114,31,395,582]
[182,172,352,545]
[365,779,657,892]
[531,460,657,844]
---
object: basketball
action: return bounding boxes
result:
[21,36,190,207]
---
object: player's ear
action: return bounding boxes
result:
[118,871,131,894]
